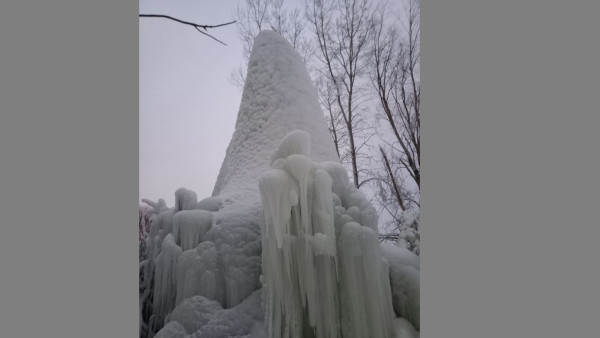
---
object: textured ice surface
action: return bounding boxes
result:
[168,296,223,334]
[381,243,420,271]
[337,222,395,338]
[153,321,188,338]
[173,210,213,251]
[175,188,198,212]
[381,244,421,330]
[166,290,264,338]
[176,242,219,306]
[152,234,182,333]
[204,204,263,309]
[212,30,339,202]
[188,290,263,338]
[197,197,224,212]
[392,317,419,338]
[259,134,340,338]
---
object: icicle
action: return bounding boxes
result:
[260,131,340,338]
[172,210,213,251]
[176,241,219,306]
[174,187,198,211]
[337,222,395,338]
[260,130,397,338]
[151,234,182,334]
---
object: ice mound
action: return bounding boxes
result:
[168,296,223,334]
[176,242,219,305]
[153,321,188,338]
[165,290,264,338]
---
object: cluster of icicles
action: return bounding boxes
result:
[141,190,219,336]
[140,187,264,338]
[259,130,396,338]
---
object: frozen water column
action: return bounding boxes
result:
[212,30,340,201]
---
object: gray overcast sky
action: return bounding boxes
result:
[140,1,246,206]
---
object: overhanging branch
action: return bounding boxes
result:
[139,14,236,45]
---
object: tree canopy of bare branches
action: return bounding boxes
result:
[369,0,420,250]
[305,0,376,189]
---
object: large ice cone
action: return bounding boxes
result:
[212,30,339,201]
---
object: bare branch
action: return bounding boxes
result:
[139,14,235,45]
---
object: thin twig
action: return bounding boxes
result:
[139,14,236,45]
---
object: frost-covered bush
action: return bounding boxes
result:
[397,210,420,255]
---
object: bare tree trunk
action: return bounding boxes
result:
[380,147,405,211]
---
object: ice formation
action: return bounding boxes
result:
[151,234,182,333]
[381,244,421,331]
[175,188,198,211]
[140,30,419,338]
[156,290,264,338]
[175,242,219,305]
[259,131,396,338]
[153,322,188,338]
[211,31,338,202]
[172,210,213,252]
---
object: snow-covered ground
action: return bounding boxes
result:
[140,31,419,338]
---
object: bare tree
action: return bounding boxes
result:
[371,0,419,192]
[314,74,347,158]
[305,0,375,189]
[370,0,420,252]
